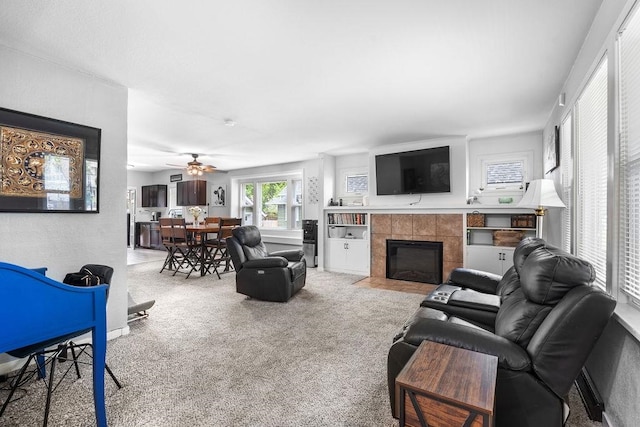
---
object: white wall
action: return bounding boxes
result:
[467,131,543,206]
[334,153,369,205]
[0,47,129,337]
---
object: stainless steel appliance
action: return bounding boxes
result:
[302,219,318,267]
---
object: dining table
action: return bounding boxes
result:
[185,223,220,277]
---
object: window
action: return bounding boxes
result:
[486,161,524,186]
[619,5,640,305]
[575,57,608,290]
[338,168,369,197]
[239,174,302,230]
[345,174,368,194]
[560,113,573,253]
[479,152,531,191]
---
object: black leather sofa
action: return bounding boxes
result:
[388,239,616,426]
[226,225,306,302]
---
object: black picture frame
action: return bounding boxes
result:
[170,173,183,182]
[0,107,101,213]
[544,125,560,174]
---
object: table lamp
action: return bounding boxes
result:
[518,179,566,238]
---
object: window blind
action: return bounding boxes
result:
[619,5,640,304]
[576,57,608,290]
[560,114,573,253]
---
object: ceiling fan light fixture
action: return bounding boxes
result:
[187,164,203,176]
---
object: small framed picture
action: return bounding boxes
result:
[212,184,226,206]
[544,125,560,174]
[170,174,182,182]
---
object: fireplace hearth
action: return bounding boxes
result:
[386,239,443,284]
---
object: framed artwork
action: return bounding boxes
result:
[170,173,182,182]
[212,184,226,206]
[0,107,101,213]
[544,125,560,174]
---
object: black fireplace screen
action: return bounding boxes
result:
[386,239,443,284]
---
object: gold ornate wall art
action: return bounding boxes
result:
[0,107,101,213]
[0,126,84,198]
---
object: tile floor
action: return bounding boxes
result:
[127,247,166,266]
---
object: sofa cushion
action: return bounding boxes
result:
[512,237,547,274]
[495,288,552,347]
[232,225,270,260]
[493,237,547,297]
[393,307,448,342]
[520,246,596,305]
[288,261,306,282]
[243,242,269,260]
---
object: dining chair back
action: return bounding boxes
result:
[159,218,199,278]
[204,218,242,277]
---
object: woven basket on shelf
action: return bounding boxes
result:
[511,214,536,228]
[493,230,525,247]
[467,212,485,227]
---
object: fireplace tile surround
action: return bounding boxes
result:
[370,214,463,282]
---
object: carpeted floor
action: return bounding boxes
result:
[1,261,601,426]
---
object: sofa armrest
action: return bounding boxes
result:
[403,318,531,371]
[269,249,304,262]
[448,268,502,294]
[243,257,289,269]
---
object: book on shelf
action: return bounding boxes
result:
[327,213,367,225]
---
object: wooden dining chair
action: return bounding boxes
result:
[204,218,242,278]
[159,218,177,273]
[160,218,200,278]
[203,216,221,243]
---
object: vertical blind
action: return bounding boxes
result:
[619,5,640,304]
[560,114,573,253]
[576,57,608,290]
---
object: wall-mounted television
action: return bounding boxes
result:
[375,146,451,195]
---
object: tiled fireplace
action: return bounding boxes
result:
[370,214,463,284]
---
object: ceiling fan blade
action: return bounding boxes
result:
[166,163,186,168]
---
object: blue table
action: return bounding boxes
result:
[0,262,109,426]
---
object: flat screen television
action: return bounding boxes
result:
[375,146,451,195]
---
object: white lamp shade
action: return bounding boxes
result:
[518,179,566,209]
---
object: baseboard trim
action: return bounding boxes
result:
[575,367,604,422]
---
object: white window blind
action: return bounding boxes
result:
[619,5,640,304]
[576,57,608,290]
[560,114,573,253]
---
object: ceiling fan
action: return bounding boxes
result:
[167,154,216,176]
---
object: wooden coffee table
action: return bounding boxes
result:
[395,340,498,427]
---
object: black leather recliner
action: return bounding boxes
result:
[388,241,616,427]
[226,225,306,302]
[419,237,547,328]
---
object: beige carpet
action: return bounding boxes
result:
[0,261,600,426]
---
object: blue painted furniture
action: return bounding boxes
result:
[0,261,109,426]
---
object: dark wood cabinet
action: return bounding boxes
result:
[177,180,207,206]
[141,185,167,207]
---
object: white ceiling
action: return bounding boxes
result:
[0,1,603,172]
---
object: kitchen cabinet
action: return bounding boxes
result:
[141,185,167,207]
[177,180,207,206]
